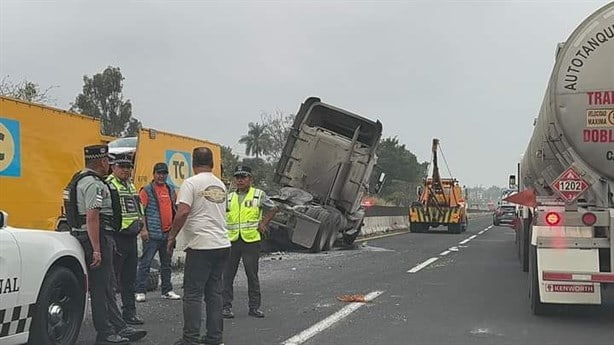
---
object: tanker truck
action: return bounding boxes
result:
[511,2,614,315]
[269,97,383,253]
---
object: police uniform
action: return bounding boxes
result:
[70,145,145,345]
[106,153,144,325]
[222,165,274,319]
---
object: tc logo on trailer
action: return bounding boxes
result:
[0,118,21,177]
[165,150,191,188]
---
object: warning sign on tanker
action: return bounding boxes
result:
[586,109,614,127]
[550,166,589,203]
[165,150,192,188]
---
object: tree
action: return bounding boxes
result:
[0,76,57,104]
[70,66,141,137]
[238,122,271,159]
[372,137,428,206]
[221,145,240,183]
[242,157,278,194]
[260,110,295,162]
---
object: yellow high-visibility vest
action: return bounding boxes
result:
[106,175,141,231]
[226,187,263,242]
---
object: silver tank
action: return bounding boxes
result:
[521,2,614,207]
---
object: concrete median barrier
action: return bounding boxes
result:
[165,207,492,267]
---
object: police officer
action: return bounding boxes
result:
[106,152,144,325]
[66,145,146,345]
[222,165,277,319]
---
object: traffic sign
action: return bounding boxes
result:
[550,166,589,203]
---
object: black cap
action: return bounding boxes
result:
[233,165,252,177]
[153,162,169,174]
[110,152,133,167]
[84,144,109,161]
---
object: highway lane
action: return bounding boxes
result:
[76,215,614,344]
[300,217,614,345]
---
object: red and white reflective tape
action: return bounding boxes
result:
[543,271,614,283]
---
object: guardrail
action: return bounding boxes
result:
[360,206,492,236]
[364,205,490,217]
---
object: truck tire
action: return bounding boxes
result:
[529,244,549,315]
[461,216,468,232]
[514,219,524,262]
[322,206,344,251]
[304,207,330,253]
[410,222,426,233]
[448,223,462,234]
[342,227,360,246]
[28,266,85,345]
[520,220,530,272]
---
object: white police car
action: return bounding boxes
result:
[0,211,86,345]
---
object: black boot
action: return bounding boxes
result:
[118,326,147,341]
[95,334,129,345]
[222,308,234,319]
[124,314,145,325]
[248,308,265,318]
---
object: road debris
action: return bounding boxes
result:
[336,294,368,303]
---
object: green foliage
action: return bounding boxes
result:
[372,136,428,206]
[242,157,279,193]
[0,76,56,104]
[261,110,295,162]
[239,122,272,159]
[234,111,295,194]
[466,185,508,209]
[221,145,240,183]
[70,66,141,137]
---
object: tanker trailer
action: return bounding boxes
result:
[511,2,614,315]
[269,97,382,253]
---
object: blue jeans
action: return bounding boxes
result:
[135,238,172,294]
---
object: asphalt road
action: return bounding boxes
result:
[77,215,614,345]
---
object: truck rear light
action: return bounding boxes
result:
[582,212,597,226]
[545,212,561,226]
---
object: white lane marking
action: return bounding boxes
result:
[479,226,493,235]
[281,290,384,345]
[407,257,439,273]
[409,226,492,276]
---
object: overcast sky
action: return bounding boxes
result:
[1,0,608,187]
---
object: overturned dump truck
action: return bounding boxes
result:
[269,97,382,253]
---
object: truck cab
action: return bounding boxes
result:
[271,97,382,252]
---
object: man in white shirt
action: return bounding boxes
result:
[167,147,230,345]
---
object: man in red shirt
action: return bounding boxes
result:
[135,162,182,302]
